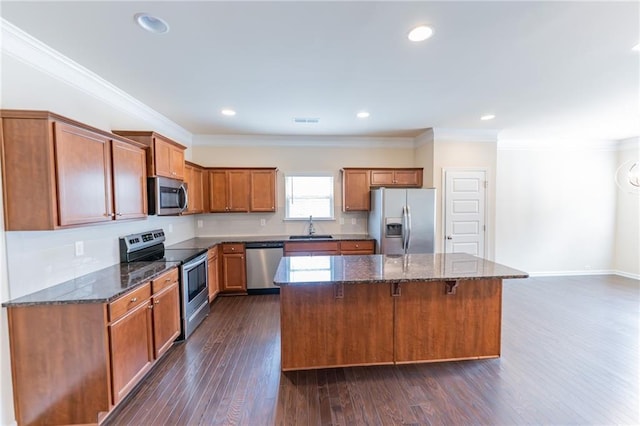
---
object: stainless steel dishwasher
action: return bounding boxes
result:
[245,241,284,294]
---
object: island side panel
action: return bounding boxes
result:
[280,283,394,371]
[394,279,503,364]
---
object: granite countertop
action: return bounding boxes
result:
[2,261,180,307]
[167,234,373,249]
[274,253,528,286]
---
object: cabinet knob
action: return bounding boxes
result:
[155,300,160,305]
[165,277,171,282]
[355,244,359,248]
[231,247,235,251]
[130,297,138,303]
[148,305,154,309]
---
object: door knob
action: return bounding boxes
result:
[446,236,453,240]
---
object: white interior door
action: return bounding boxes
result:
[444,170,486,257]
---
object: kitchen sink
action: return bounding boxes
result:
[289,235,333,240]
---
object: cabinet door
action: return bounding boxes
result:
[109,301,154,404]
[54,122,113,226]
[370,170,395,186]
[208,170,228,212]
[183,164,194,214]
[169,145,185,180]
[153,137,173,179]
[250,169,276,212]
[151,283,181,359]
[112,139,147,220]
[227,170,250,212]
[208,247,220,301]
[280,283,394,370]
[342,169,370,211]
[191,167,204,213]
[222,252,246,292]
[394,280,502,363]
[394,169,421,186]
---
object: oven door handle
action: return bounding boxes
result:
[178,182,188,213]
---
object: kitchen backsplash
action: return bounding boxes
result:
[194,211,368,237]
[5,216,195,300]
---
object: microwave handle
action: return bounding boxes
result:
[178,183,188,213]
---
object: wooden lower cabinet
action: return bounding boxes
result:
[109,300,154,404]
[220,244,247,293]
[280,283,394,370]
[208,246,220,301]
[394,280,502,363]
[283,241,340,257]
[6,269,181,425]
[339,240,375,255]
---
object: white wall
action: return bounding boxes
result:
[613,138,640,278]
[495,141,618,275]
[0,23,196,425]
[191,138,418,237]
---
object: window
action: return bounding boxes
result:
[285,174,334,220]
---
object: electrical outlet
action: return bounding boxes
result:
[351,218,357,225]
[168,224,173,233]
[74,241,84,256]
[339,218,345,225]
[197,220,203,228]
[260,219,266,226]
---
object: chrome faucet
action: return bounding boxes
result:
[308,215,316,236]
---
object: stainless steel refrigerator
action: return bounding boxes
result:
[368,187,436,254]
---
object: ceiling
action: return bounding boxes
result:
[1,1,638,140]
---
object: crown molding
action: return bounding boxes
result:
[0,18,192,145]
[192,134,416,148]
[497,137,620,151]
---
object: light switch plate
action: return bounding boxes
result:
[260,219,266,226]
[351,218,357,225]
[197,220,203,228]
[340,218,345,225]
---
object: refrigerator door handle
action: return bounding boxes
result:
[406,205,412,252]
[401,206,407,252]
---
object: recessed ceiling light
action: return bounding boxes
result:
[407,25,434,42]
[221,109,236,116]
[357,111,370,119]
[480,114,495,121]
[134,13,170,34]
[633,43,640,52]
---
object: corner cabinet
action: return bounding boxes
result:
[112,130,186,180]
[341,167,424,212]
[6,267,181,425]
[184,161,205,214]
[0,110,147,230]
[207,167,277,213]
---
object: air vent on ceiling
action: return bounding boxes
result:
[293,117,320,124]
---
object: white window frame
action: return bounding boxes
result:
[284,173,335,220]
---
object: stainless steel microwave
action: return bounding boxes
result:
[148,176,188,216]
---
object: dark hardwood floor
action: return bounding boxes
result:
[105,275,639,425]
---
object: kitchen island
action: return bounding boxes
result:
[274,253,528,371]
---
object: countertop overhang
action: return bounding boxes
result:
[274,253,528,286]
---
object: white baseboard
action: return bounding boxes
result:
[529,270,614,277]
[613,270,640,280]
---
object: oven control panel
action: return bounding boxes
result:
[119,229,166,261]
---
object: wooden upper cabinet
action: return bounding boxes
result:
[342,168,370,212]
[0,110,147,230]
[370,168,423,187]
[112,138,147,220]
[54,121,113,226]
[250,169,276,212]
[183,162,204,215]
[207,167,276,213]
[112,130,186,180]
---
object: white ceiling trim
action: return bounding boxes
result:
[497,138,620,152]
[193,134,416,149]
[0,18,192,144]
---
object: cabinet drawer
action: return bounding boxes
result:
[109,283,151,322]
[284,241,339,253]
[207,245,218,260]
[222,243,245,254]
[339,240,374,252]
[151,268,179,294]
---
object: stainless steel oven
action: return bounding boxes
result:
[148,176,188,216]
[178,252,209,339]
